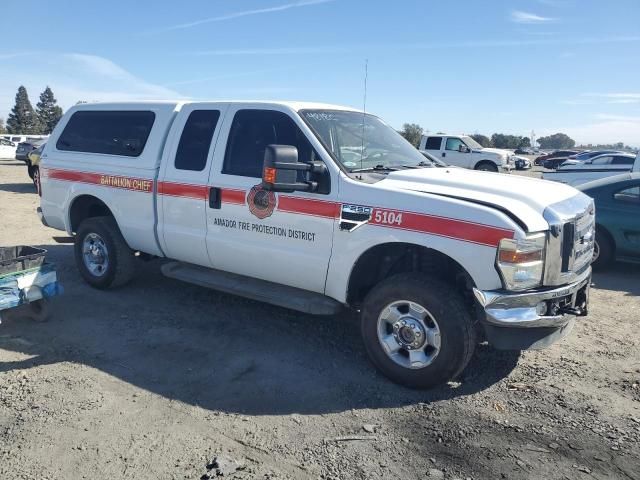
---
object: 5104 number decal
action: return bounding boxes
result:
[373,209,403,226]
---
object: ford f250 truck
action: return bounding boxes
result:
[418,134,514,172]
[38,101,593,388]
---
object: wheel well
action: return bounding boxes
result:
[346,243,475,307]
[69,195,113,233]
[596,223,615,251]
[474,160,497,169]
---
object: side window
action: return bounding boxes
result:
[56,111,155,157]
[612,156,634,165]
[11,137,21,142]
[591,156,612,165]
[174,110,220,171]
[424,137,442,150]
[223,109,315,178]
[445,137,464,151]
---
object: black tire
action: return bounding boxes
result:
[74,216,137,289]
[474,161,498,172]
[360,273,476,389]
[592,229,614,270]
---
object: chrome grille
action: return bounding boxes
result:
[543,194,595,286]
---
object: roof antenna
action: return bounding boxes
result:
[359,58,368,174]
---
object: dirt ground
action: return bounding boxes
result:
[0,159,638,480]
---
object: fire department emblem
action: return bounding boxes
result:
[247,184,277,219]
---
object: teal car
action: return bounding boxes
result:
[578,172,640,269]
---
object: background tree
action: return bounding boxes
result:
[36,86,64,134]
[518,137,531,148]
[0,118,6,134]
[470,134,492,147]
[537,133,576,149]
[399,123,424,147]
[6,86,41,134]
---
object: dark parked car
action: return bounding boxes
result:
[578,172,640,269]
[535,150,579,167]
[15,142,38,162]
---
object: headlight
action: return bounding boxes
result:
[496,233,546,291]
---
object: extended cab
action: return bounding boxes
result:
[39,101,593,388]
[418,134,514,172]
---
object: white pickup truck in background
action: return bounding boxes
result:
[418,134,514,172]
[38,101,593,388]
[543,152,639,186]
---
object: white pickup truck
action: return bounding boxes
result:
[543,152,639,186]
[38,101,593,388]
[418,134,514,172]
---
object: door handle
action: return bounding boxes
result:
[209,187,221,209]
[442,152,446,157]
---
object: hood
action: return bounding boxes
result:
[471,147,509,157]
[379,167,583,232]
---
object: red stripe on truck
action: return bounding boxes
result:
[369,207,513,247]
[46,168,153,193]
[157,181,208,200]
[277,196,340,219]
[45,168,513,247]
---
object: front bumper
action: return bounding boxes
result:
[473,267,591,329]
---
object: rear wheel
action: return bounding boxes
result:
[592,229,614,270]
[360,273,476,389]
[475,161,498,172]
[74,217,137,289]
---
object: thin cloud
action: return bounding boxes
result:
[164,68,292,87]
[152,0,336,33]
[584,93,640,100]
[511,10,556,24]
[189,35,640,56]
[594,113,640,122]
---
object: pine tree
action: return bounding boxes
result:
[6,86,41,134]
[36,86,64,134]
[0,118,6,134]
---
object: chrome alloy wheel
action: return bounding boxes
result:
[82,233,109,277]
[376,300,442,369]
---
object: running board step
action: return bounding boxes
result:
[161,262,343,315]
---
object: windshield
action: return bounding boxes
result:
[300,110,433,171]
[460,135,483,150]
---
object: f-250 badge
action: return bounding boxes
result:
[247,184,277,219]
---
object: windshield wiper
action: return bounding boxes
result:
[399,161,434,169]
[351,164,400,173]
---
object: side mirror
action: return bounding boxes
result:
[459,145,470,153]
[261,144,325,193]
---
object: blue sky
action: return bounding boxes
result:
[1,0,639,145]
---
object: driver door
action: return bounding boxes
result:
[443,137,471,168]
[205,106,337,293]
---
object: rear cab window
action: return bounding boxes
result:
[56,111,156,157]
[424,137,443,150]
[174,110,220,171]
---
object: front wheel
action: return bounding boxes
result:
[474,161,499,172]
[74,216,137,289]
[360,273,476,389]
[32,166,41,195]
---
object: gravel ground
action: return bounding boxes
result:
[0,159,638,480]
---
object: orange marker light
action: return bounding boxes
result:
[263,167,277,184]
[498,249,542,264]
